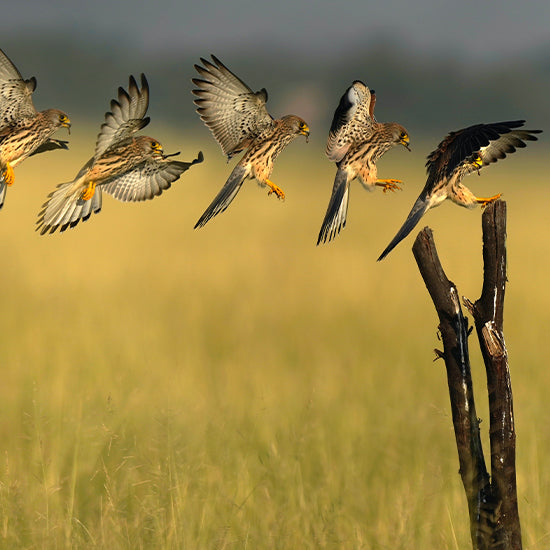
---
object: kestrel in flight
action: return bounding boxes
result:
[317,81,410,245]
[192,55,310,228]
[377,120,542,260]
[0,48,70,210]
[37,74,203,234]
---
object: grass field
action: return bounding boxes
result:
[0,129,548,548]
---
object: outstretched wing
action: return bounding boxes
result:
[102,151,204,202]
[426,120,542,183]
[379,120,543,261]
[192,55,274,159]
[29,138,69,157]
[94,74,150,159]
[326,81,375,163]
[0,48,37,127]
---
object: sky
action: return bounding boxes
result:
[2,0,549,64]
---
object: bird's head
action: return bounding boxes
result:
[394,124,410,151]
[282,115,310,142]
[469,152,483,175]
[298,119,310,141]
[472,153,483,168]
[145,137,164,157]
[46,109,71,133]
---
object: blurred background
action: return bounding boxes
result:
[0,1,548,548]
[1,0,549,139]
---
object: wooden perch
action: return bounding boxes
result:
[412,226,493,549]
[464,201,522,549]
[412,201,521,549]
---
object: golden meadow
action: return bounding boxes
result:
[0,129,548,548]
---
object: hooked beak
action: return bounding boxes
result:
[301,124,310,143]
[400,136,411,151]
[63,118,71,134]
[473,154,483,175]
[151,142,164,157]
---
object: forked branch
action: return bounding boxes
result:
[412,201,521,549]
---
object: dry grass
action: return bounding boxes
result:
[0,129,548,548]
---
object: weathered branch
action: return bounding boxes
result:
[412,200,522,549]
[463,201,522,549]
[412,228,493,550]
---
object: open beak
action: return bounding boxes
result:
[63,119,71,134]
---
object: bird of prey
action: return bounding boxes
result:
[317,80,410,245]
[377,120,542,260]
[37,74,203,234]
[0,47,70,210]
[192,55,310,228]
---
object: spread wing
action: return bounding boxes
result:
[192,55,274,159]
[94,74,150,159]
[426,120,542,182]
[326,80,375,163]
[102,151,204,202]
[0,48,37,127]
[29,138,69,157]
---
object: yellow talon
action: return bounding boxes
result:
[81,181,97,201]
[477,193,502,208]
[376,178,403,193]
[3,163,15,186]
[266,179,285,201]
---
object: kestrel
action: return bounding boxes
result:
[377,120,542,260]
[192,55,310,228]
[0,47,70,210]
[36,74,203,234]
[317,81,410,245]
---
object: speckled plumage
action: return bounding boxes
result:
[318,81,410,245]
[192,55,309,228]
[377,120,542,260]
[0,48,70,209]
[36,74,203,234]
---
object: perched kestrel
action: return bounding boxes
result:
[377,120,542,260]
[0,48,70,210]
[317,81,410,245]
[36,74,203,234]
[192,55,310,228]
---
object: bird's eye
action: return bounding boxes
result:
[400,132,407,139]
[151,141,159,148]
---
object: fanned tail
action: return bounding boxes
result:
[36,179,102,235]
[377,193,430,261]
[317,167,350,245]
[194,164,247,229]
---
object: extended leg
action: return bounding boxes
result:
[476,193,502,208]
[3,162,15,186]
[375,178,402,193]
[265,179,285,200]
[81,181,97,201]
